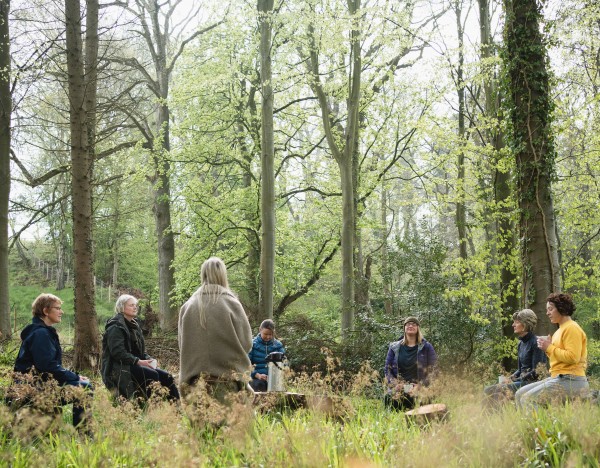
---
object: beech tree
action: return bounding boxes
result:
[111,0,222,330]
[258,0,275,319]
[298,0,435,337]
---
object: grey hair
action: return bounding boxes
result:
[512,308,537,333]
[115,294,138,314]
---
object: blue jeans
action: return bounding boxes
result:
[515,375,589,411]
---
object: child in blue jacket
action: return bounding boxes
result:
[248,319,285,392]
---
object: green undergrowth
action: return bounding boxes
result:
[1,370,599,467]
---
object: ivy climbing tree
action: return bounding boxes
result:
[503,0,561,335]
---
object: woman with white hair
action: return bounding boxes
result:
[178,257,252,402]
[484,309,547,403]
[101,294,179,401]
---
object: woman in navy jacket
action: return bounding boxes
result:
[384,316,437,410]
[13,293,92,428]
[248,319,285,392]
[484,308,547,404]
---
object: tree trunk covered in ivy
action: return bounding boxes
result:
[258,0,275,319]
[503,0,561,335]
[0,0,10,340]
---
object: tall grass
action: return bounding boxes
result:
[1,369,599,467]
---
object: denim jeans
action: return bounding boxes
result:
[515,375,589,411]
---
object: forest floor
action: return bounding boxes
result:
[1,356,599,467]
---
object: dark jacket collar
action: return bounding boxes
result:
[518,331,535,341]
[20,316,56,340]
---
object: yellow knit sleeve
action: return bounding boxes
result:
[548,325,583,365]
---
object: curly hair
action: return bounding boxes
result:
[546,293,576,316]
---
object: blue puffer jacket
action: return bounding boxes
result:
[248,334,285,378]
[14,317,80,385]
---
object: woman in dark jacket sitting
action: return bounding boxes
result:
[12,293,92,428]
[101,294,179,401]
[484,309,547,404]
[248,319,286,392]
[384,316,437,410]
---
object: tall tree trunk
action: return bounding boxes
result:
[150,3,177,329]
[454,0,468,262]
[66,0,100,370]
[258,0,275,319]
[237,79,260,317]
[152,99,176,330]
[0,0,10,340]
[114,0,221,331]
[339,154,356,335]
[381,187,393,315]
[307,0,361,339]
[504,0,561,335]
[478,0,520,361]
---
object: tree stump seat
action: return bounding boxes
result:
[405,403,448,425]
[252,391,307,412]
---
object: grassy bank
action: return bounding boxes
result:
[7,284,124,340]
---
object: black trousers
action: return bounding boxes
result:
[250,378,268,392]
[68,380,93,427]
[130,366,180,401]
[384,391,416,411]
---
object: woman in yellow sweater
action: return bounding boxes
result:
[515,293,589,410]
